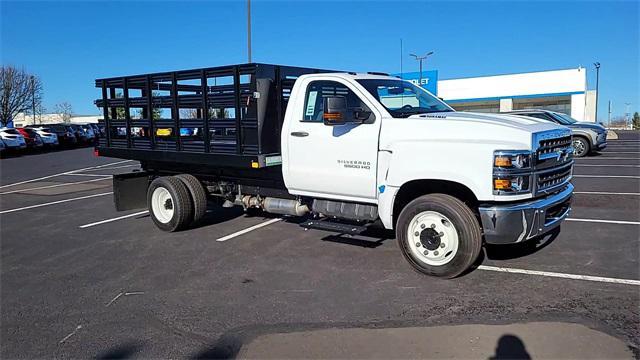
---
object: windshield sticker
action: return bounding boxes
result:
[305,91,318,116]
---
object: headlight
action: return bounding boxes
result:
[493,175,531,193]
[493,150,533,195]
[493,151,532,169]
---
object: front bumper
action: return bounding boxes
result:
[479,183,573,244]
[595,132,607,150]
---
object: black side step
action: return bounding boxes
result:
[300,219,367,235]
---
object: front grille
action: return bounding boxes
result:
[537,135,572,158]
[537,163,572,193]
[535,134,573,170]
[532,130,574,195]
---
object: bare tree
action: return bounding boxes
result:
[0,65,43,126]
[54,102,73,123]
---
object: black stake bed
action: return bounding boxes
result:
[94,63,337,171]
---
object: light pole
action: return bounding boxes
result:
[31,76,36,125]
[594,62,600,122]
[247,0,252,63]
[410,51,434,87]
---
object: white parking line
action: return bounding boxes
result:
[0,192,113,214]
[599,152,640,154]
[80,164,139,172]
[0,160,132,189]
[64,173,115,177]
[574,191,640,196]
[477,265,640,286]
[216,218,283,242]
[573,174,640,179]
[79,210,149,228]
[0,177,111,195]
[576,157,639,160]
[567,218,640,225]
[574,164,640,168]
[573,175,640,179]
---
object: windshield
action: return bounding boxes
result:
[551,112,578,125]
[357,79,453,118]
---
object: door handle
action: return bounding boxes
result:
[290,131,309,137]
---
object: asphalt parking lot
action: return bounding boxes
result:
[1,132,639,358]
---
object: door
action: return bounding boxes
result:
[285,79,380,201]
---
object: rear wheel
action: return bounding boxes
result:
[396,194,482,278]
[572,136,590,157]
[175,174,208,224]
[147,176,193,232]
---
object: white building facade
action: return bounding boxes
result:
[436,68,596,122]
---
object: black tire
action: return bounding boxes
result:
[572,136,590,157]
[396,194,482,278]
[174,174,208,224]
[147,176,193,232]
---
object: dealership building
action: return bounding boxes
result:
[402,67,597,122]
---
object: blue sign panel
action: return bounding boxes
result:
[392,70,438,95]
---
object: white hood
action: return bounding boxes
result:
[380,111,568,151]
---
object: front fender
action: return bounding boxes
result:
[572,128,598,145]
[382,140,497,199]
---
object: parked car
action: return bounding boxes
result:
[16,128,44,150]
[88,123,103,139]
[68,124,89,144]
[79,124,96,143]
[24,126,59,147]
[505,109,607,157]
[0,138,6,154]
[33,124,77,147]
[0,127,27,151]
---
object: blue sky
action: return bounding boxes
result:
[2,1,638,120]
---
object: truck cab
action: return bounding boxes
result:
[95,64,574,278]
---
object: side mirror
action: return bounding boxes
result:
[323,96,348,126]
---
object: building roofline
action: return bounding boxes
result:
[438,66,585,82]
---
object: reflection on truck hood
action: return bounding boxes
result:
[381,111,566,152]
[408,111,563,131]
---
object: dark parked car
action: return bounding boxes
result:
[67,124,89,145]
[32,124,78,147]
[16,128,44,150]
[79,124,96,143]
[505,109,607,157]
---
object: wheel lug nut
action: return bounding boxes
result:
[415,242,421,247]
[439,231,444,237]
[414,232,420,236]
[434,251,439,256]
[420,224,426,229]
[440,243,445,248]
[430,224,436,229]
[423,250,429,255]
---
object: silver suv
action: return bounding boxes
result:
[506,109,607,157]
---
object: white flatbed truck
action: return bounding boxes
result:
[95,63,574,278]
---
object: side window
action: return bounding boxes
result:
[302,80,370,122]
[526,113,552,121]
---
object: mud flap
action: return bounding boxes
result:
[113,171,150,211]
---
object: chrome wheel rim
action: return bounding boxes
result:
[573,139,586,156]
[407,211,459,266]
[151,187,174,224]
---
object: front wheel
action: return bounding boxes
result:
[572,137,590,157]
[396,194,482,278]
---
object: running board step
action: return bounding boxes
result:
[300,219,367,235]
